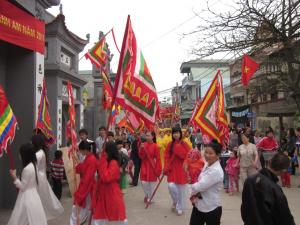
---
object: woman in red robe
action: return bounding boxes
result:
[92,141,128,225]
[164,126,191,216]
[70,141,98,225]
[139,131,162,204]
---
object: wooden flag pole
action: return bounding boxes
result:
[145,174,165,209]
[6,143,15,170]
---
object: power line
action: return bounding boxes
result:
[143,15,197,48]
[142,0,224,49]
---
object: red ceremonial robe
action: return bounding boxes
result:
[164,140,190,184]
[93,154,126,221]
[74,153,97,207]
[139,142,162,182]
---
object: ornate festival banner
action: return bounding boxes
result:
[0,1,45,54]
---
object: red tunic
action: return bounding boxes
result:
[93,154,126,221]
[74,153,97,207]
[164,141,190,184]
[139,142,162,182]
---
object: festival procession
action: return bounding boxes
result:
[0,0,300,225]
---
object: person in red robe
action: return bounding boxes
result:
[92,141,128,225]
[164,126,191,216]
[139,131,162,204]
[70,141,98,225]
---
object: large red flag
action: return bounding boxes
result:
[241,54,259,87]
[36,79,55,146]
[113,15,160,129]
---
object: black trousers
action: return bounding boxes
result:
[52,178,62,200]
[190,206,222,225]
[131,160,141,186]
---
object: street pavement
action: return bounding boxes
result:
[1,175,300,225]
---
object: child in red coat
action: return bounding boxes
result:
[92,141,128,225]
[281,150,291,188]
[70,141,98,225]
[225,151,239,195]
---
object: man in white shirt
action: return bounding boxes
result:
[78,128,96,160]
[95,126,106,155]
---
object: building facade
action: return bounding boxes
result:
[178,59,230,124]
[0,0,61,209]
[45,12,88,148]
[0,1,88,208]
[227,46,299,134]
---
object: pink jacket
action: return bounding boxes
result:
[225,158,239,176]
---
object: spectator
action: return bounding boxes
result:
[115,126,122,141]
[237,133,259,187]
[79,128,97,158]
[50,150,64,200]
[129,132,142,186]
[195,129,204,150]
[241,152,296,225]
[257,129,279,168]
[116,140,129,194]
[95,126,106,154]
[229,129,239,151]
[295,127,300,155]
[245,126,255,144]
[107,131,115,142]
[287,128,297,157]
[253,130,262,145]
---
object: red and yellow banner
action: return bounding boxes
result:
[0,1,45,54]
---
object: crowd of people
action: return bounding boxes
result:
[6,124,299,225]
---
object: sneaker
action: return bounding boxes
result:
[177,210,183,216]
[147,198,154,204]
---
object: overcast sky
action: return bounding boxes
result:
[48,0,227,100]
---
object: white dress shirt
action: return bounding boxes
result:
[191,160,224,212]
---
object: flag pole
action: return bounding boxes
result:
[145,174,164,209]
[6,143,15,170]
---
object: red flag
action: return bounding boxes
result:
[36,79,55,146]
[102,72,113,109]
[241,54,259,87]
[113,16,160,129]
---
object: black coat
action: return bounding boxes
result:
[241,168,295,225]
[130,139,141,163]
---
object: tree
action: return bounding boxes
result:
[186,0,300,112]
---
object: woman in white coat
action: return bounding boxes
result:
[8,143,47,225]
[32,134,64,220]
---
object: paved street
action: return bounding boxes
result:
[1,175,300,225]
